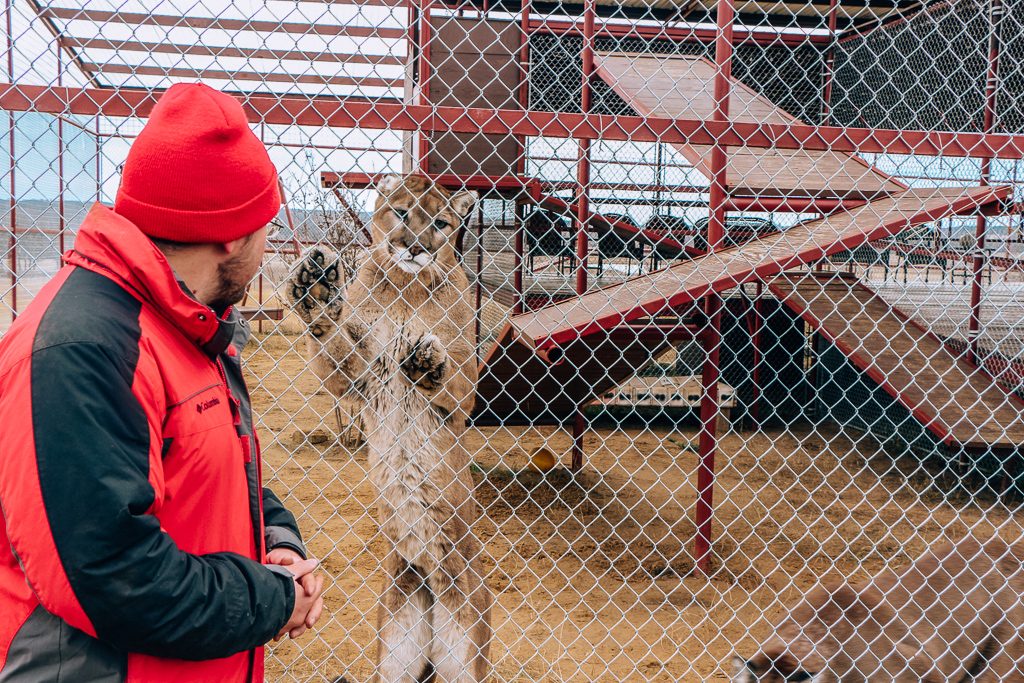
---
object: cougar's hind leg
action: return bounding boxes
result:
[426,548,491,682]
[374,558,434,683]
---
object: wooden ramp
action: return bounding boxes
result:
[769,273,1024,450]
[594,53,907,199]
[475,186,1009,420]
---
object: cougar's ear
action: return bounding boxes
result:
[449,190,478,218]
[377,174,403,195]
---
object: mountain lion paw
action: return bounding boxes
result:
[402,333,447,390]
[287,247,343,335]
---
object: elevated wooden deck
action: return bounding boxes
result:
[769,273,1024,450]
[511,186,1008,351]
[594,53,907,199]
[475,186,1009,420]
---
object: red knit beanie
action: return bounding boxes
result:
[114,83,281,243]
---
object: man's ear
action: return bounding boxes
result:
[449,190,478,218]
[221,236,243,255]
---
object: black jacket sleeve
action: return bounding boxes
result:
[16,342,294,660]
[263,487,307,559]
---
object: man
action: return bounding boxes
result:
[0,83,323,681]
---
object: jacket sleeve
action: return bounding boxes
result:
[263,487,308,559]
[0,342,295,661]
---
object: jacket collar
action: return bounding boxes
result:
[64,203,238,358]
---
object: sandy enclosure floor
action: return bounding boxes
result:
[247,328,1024,683]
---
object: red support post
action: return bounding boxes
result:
[475,202,483,359]
[512,0,530,318]
[571,410,586,472]
[94,113,100,204]
[417,0,433,174]
[751,282,763,426]
[820,0,840,125]
[57,48,65,256]
[570,0,596,473]
[513,203,524,314]
[516,0,531,177]
[6,0,15,319]
[694,0,735,576]
[969,0,1002,366]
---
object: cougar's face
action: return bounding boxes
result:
[373,174,477,276]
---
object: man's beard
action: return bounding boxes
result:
[208,251,254,314]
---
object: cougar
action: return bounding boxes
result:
[287,174,491,682]
[733,538,1024,682]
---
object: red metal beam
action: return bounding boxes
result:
[297,0,403,5]
[322,171,536,193]
[529,17,829,47]
[6,0,14,317]
[417,0,434,172]
[820,0,840,124]
[572,0,596,473]
[37,7,407,39]
[62,37,406,68]
[81,63,403,89]
[694,0,735,578]
[969,0,1002,366]
[725,197,863,212]
[4,84,1024,161]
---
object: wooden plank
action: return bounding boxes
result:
[769,273,1024,450]
[594,52,906,198]
[509,186,1009,349]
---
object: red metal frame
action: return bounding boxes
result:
[6,0,1023,592]
[3,84,1024,160]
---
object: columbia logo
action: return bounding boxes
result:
[196,397,221,414]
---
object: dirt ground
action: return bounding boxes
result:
[247,325,1024,683]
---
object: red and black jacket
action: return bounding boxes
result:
[0,204,305,682]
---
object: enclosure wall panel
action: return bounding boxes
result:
[769,273,1024,450]
[424,17,522,176]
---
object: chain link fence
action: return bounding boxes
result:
[2,0,1024,680]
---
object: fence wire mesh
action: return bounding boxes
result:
[2,0,1024,680]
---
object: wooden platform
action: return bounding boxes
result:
[769,273,1024,450]
[474,186,1009,420]
[513,186,1008,351]
[594,53,907,199]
